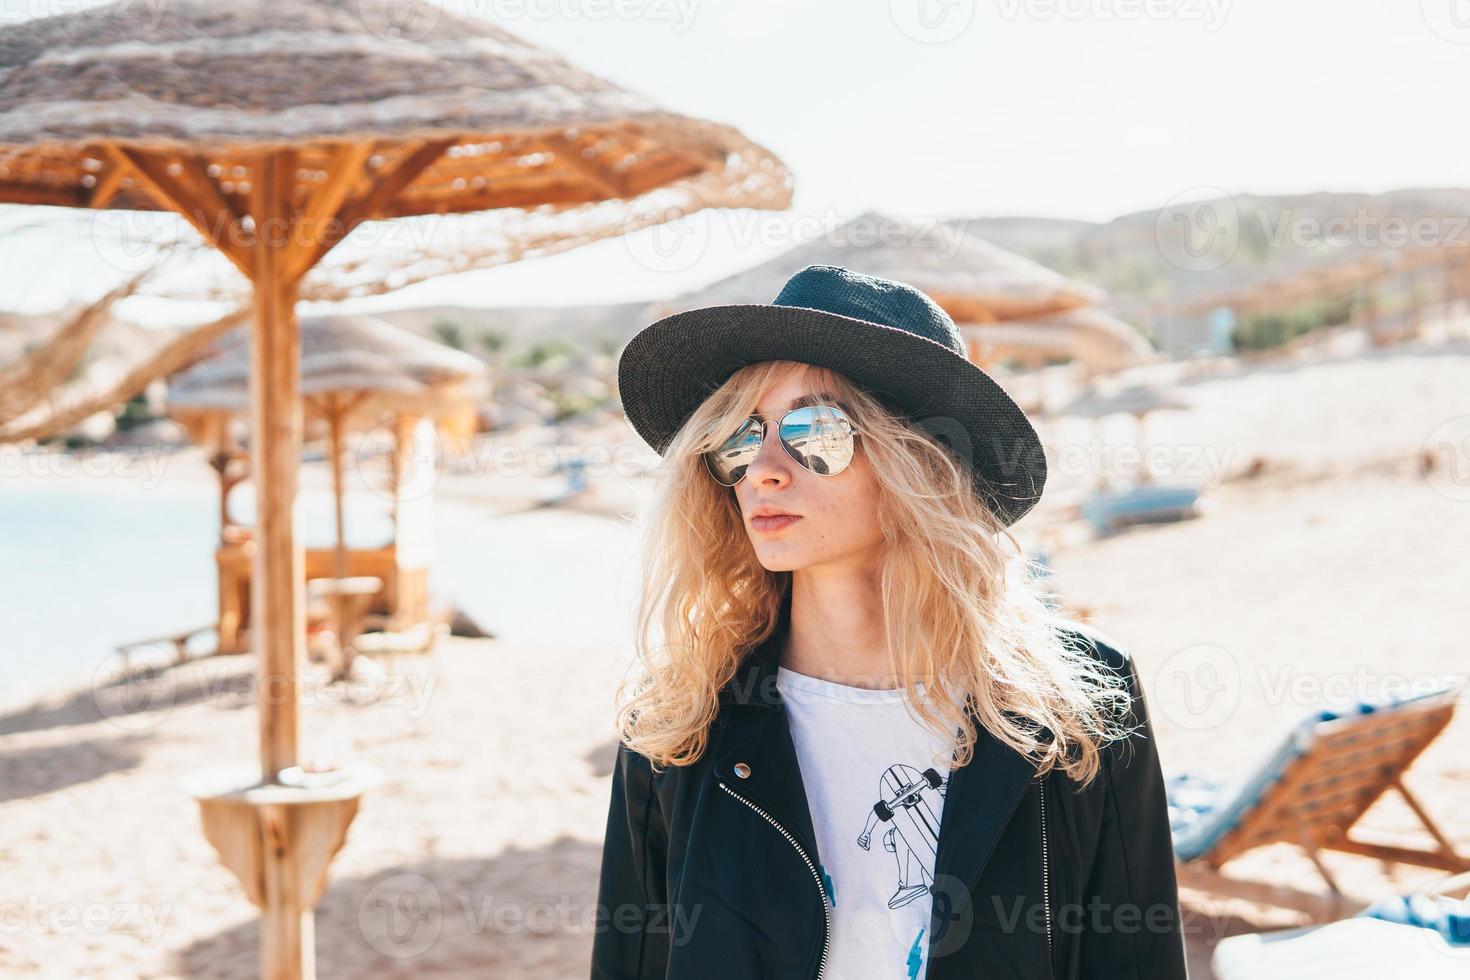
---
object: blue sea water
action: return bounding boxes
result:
[0,485,640,707]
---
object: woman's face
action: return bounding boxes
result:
[730,364,885,573]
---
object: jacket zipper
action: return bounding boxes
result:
[1039,777,1053,970]
[719,780,832,980]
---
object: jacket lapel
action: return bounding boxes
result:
[712,597,822,858]
[927,701,1038,957]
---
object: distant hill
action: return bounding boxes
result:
[368,189,1470,361]
[369,301,650,356]
[955,188,1470,300]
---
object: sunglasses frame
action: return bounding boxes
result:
[703,403,861,487]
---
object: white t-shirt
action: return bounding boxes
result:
[775,665,959,980]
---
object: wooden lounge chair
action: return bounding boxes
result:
[1081,483,1202,535]
[1168,682,1469,921]
[114,623,216,672]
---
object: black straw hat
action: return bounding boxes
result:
[617,264,1048,526]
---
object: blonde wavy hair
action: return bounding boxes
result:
[616,360,1133,786]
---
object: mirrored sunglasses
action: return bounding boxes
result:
[703,404,859,487]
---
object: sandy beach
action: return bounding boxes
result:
[2,334,1468,978]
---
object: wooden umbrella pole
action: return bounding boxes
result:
[247,150,312,979]
[249,150,304,782]
[328,396,350,676]
[329,398,347,585]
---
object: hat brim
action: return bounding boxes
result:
[617,303,1047,526]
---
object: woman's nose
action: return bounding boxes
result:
[744,419,791,483]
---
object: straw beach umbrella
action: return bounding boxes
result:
[168,313,487,671]
[647,210,1104,323]
[1055,382,1195,486]
[961,307,1159,376]
[0,1,792,974]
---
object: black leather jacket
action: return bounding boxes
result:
[591,610,1189,980]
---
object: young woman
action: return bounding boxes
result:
[593,265,1187,980]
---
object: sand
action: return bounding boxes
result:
[1,333,1468,978]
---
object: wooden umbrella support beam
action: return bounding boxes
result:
[246,148,313,979]
[250,149,305,781]
[320,390,378,681]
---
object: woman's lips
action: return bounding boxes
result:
[751,514,801,532]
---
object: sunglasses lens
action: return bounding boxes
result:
[780,405,856,476]
[705,418,764,486]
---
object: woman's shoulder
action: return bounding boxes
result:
[1051,617,1136,679]
[1049,619,1153,758]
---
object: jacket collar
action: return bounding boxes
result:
[711,592,1039,952]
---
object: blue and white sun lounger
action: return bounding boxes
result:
[1166,681,1469,919]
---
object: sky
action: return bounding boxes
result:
[2,0,1468,323]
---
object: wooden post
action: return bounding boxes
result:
[328,395,351,677]
[247,149,311,980]
[391,415,436,627]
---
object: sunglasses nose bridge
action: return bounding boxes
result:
[748,417,786,470]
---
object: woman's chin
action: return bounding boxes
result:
[749,543,812,573]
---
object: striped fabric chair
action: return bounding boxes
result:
[1167,681,1469,920]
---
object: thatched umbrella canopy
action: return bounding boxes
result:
[169,313,485,678]
[646,210,1102,323]
[1054,382,1194,486]
[962,307,1158,376]
[0,0,791,253]
[0,2,792,975]
[168,312,485,414]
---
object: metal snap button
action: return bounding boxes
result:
[733,762,752,779]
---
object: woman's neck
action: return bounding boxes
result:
[780,568,897,689]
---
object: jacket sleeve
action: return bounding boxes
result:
[1076,634,1190,980]
[590,741,671,980]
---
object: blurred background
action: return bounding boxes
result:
[2,1,1468,977]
